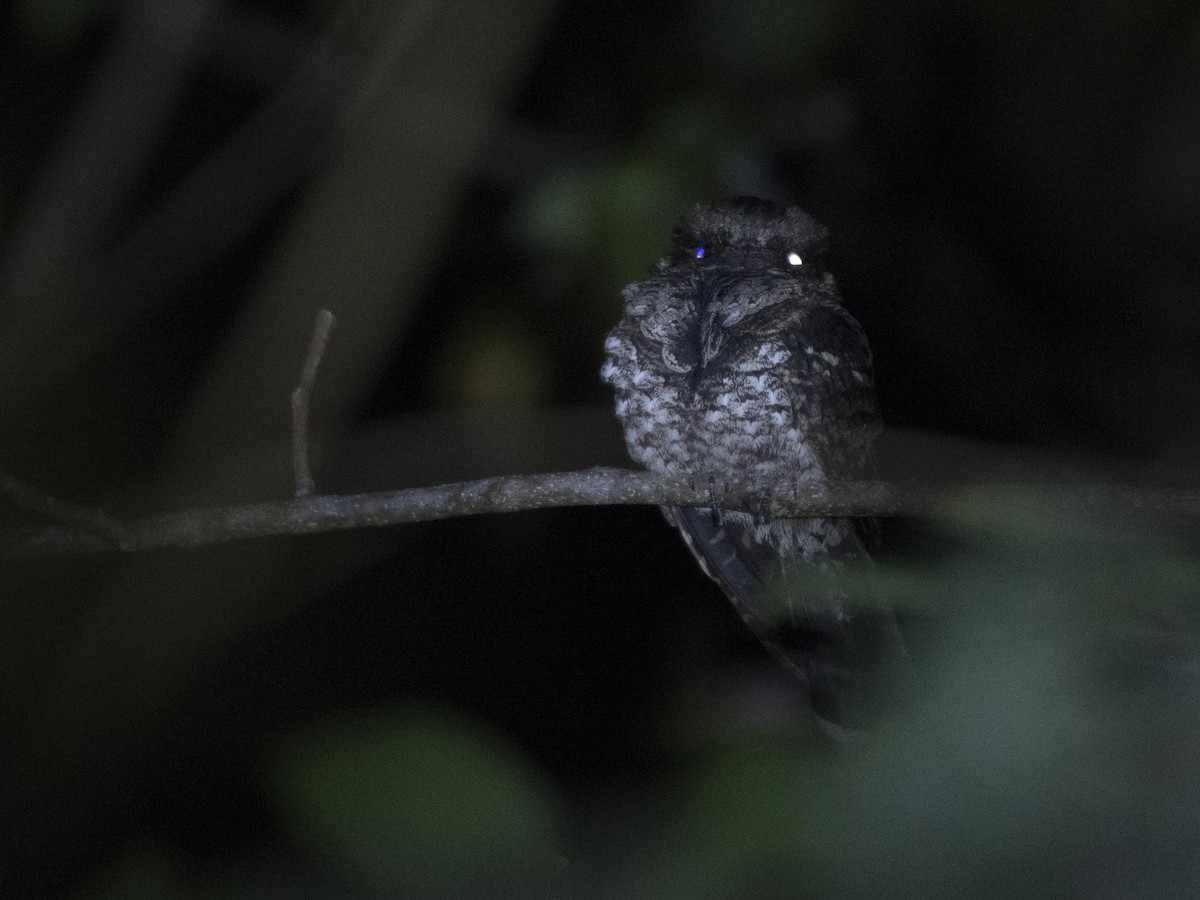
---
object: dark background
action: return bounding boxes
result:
[2,1,1199,897]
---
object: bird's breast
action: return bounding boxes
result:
[607,332,818,478]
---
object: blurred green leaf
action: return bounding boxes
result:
[432,307,551,408]
[69,842,183,900]
[512,96,735,295]
[641,742,834,900]
[268,704,564,896]
[14,0,109,50]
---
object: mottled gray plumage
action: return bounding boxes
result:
[601,197,886,727]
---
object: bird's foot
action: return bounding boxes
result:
[750,478,774,526]
[707,475,724,526]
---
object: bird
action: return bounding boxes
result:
[600,197,894,731]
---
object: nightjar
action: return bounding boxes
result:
[601,197,893,729]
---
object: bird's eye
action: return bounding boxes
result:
[786,251,804,266]
[694,245,706,260]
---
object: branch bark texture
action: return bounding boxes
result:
[3,468,1198,558]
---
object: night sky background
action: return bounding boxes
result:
[2,1,1200,897]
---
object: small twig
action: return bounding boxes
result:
[0,471,133,549]
[291,309,336,497]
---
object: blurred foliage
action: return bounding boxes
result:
[267,704,566,897]
[70,842,185,900]
[512,97,735,295]
[638,494,1200,899]
[430,304,551,408]
[13,0,110,50]
[72,496,1200,899]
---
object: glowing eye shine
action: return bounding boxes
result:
[695,245,706,259]
[786,252,803,266]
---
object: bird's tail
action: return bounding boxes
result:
[669,505,905,733]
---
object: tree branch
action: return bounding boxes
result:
[2,468,1198,559]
